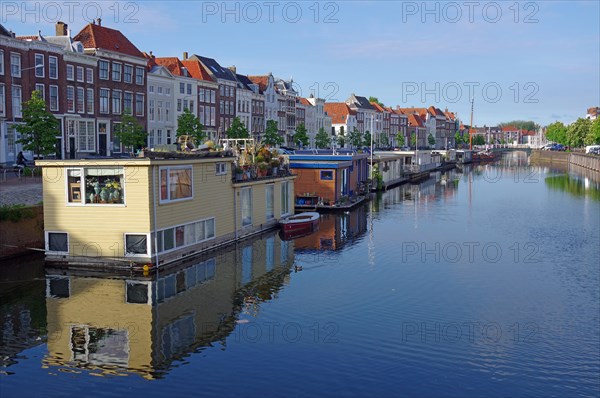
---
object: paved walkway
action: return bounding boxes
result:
[0,173,43,206]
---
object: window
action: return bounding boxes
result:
[135,93,144,116]
[160,166,193,203]
[135,66,144,85]
[77,121,96,152]
[281,181,290,215]
[46,232,68,254]
[67,167,124,205]
[241,187,252,226]
[215,162,226,175]
[124,64,133,83]
[125,234,150,256]
[66,86,75,112]
[177,99,182,112]
[154,218,215,254]
[76,87,85,113]
[34,83,44,100]
[0,85,5,117]
[35,54,44,77]
[165,87,171,96]
[86,89,94,114]
[10,53,21,77]
[165,102,170,121]
[187,83,192,95]
[157,101,162,121]
[198,105,205,125]
[49,85,58,111]
[76,66,84,82]
[320,170,333,180]
[157,86,163,94]
[112,62,122,81]
[0,49,4,75]
[99,60,109,79]
[112,90,122,114]
[266,184,274,219]
[124,92,132,114]
[86,67,93,83]
[179,82,185,94]
[66,64,74,80]
[199,89,205,102]
[99,89,109,113]
[49,56,58,79]
[183,99,188,111]
[149,99,155,121]
[10,86,21,116]
[149,85,154,93]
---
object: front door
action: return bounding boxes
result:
[99,134,107,156]
[69,137,76,159]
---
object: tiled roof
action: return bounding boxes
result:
[408,114,425,127]
[191,55,236,82]
[324,103,354,124]
[347,94,375,110]
[397,107,429,119]
[181,60,214,82]
[248,75,269,93]
[444,111,456,120]
[370,102,387,113]
[154,57,186,76]
[299,98,312,106]
[73,23,144,59]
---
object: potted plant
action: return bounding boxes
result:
[270,158,280,176]
[257,162,269,177]
[234,166,244,181]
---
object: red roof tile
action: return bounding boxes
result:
[181,60,214,82]
[73,23,144,59]
[370,102,387,113]
[299,98,312,106]
[324,103,354,124]
[248,75,269,93]
[154,57,185,76]
[408,114,425,127]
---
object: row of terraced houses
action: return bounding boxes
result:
[0,20,462,164]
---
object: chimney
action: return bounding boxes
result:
[228,65,236,74]
[55,21,68,36]
[96,18,102,26]
[183,51,188,60]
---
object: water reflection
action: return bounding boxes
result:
[545,174,600,201]
[41,230,294,379]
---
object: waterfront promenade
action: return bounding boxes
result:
[0,174,43,206]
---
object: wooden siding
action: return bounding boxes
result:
[292,168,337,202]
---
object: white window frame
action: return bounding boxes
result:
[76,87,85,114]
[86,67,93,83]
[45,231,69,255]
[99,88,110,114]
[49,85,59,111]
[12,85,22,117]
[86,88,94,114]
[35,83,44,100]
[124,233,151,257]
[0,49,4,75]
[10,53,21,77]
[112,89,122,115]
[66,86,75,113]
[266,184,274,220]
[154,217,216,254]
[112,62,122,82]
[66,64,74,81]
[76,66,84,82]
[281,181,291,216]
[241,187,252,227]
[135,93,144,116]
[123,64,133,83]
[34,53,44,78]
[215,162,227,175]
[135,66,144,85]
[65,166,125,206]
[99,60,109,80]
[159,165,194,204]
[0,84,5,117]
[49,56,58,79]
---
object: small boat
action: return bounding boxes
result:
[279,212,320,240]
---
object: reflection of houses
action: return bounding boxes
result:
[37,153,295,267]
[293,206,368,251]
[288,149,369,207]
[43,231,294,379]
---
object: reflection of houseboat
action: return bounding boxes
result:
[288,149,369,211]
[293,205,368,252]
[456,150,473,164]
[43,231,294,379]
[37,153,296,268]
[279,212,320,240]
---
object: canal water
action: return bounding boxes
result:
[1,153,599,397]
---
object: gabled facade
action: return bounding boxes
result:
[324,103,357,147]
[234,72,265,140]
[300,97,316,146]
[145,54,176,148]
[346,94,378,140]
[180,59,219,140]
[73,19,148,156]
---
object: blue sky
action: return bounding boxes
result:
[3,0,599,126]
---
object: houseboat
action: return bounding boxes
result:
[370,151,407,190]
[36,151,296,268]
[287,149,370,211]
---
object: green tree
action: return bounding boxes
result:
[410,132,417,148]
[262,120,283,146]
[315,127,331,149]
[349,127,363,148]
[379,134,389,148]
[584,118,600,146]
[16,90,59,158]
[454,131,463,146]
[473,135,486,146]
[368,96,383,106]
[226,117,250,139]
[428,133,436,147]
[176,108,206,145]
[545,121,568,145]
[293,122,309,148]
[498,120,539,131]
[395,133,405,147]
[113,114,147,152]
[363,130,372,147]
[566,118,591,148]
[336,129,346,147]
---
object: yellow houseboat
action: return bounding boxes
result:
[36,152,295,268]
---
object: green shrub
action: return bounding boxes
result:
[0,204,37,222]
